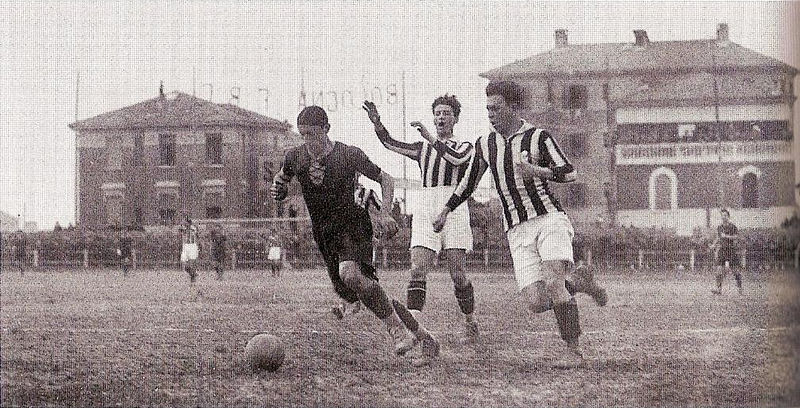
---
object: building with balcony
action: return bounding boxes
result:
[69,89,304,228]
[481,23,797,234]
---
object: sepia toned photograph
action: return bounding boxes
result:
[1,1,798,406]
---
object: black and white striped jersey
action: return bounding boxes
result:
[445,121,576,230]
[374,124,473,187]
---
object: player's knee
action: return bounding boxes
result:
[409,263,427,281]
[522,281,550,313]
[339,261,363,291]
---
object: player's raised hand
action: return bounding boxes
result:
[270,180,287,201]
[432,207,450,233]
[410,121,435,143]
[362,101,381,124]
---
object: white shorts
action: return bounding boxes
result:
[410,186,473,253]
[506,212,574,291]
[267,247,282,261]
[181,243,199,263]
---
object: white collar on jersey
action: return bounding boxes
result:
[503,120,535,140]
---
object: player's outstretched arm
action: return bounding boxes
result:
[363,100,422,160]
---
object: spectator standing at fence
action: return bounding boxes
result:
[262,228,282,277]
[271,105,440,366]
[711,208,742,295]
[209,223,227,280]
[364,97,481,354]
[180,217,200,283]
[117,229,132,277]
[433,80,608,368]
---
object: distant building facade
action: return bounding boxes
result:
[69,91,304,228]
[481,23,797,234]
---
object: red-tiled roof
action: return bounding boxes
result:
[69,92,291,131]
[481,40,797,78]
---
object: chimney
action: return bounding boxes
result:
[633,30,649,46]
[554,29,568,48]
[716,23,729,41]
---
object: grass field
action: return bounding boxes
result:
[1,266,799,407]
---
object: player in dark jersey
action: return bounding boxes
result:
[270,106,440,365]
[209,223,227,280]
[711,208,742,295]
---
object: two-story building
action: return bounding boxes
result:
[69,90,304,228]
[481,23,797,234]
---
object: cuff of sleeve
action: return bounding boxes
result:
[445,195,463,211]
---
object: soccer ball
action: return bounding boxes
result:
[244,333,285,372]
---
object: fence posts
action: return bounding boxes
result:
[586,249,593,266]
[638,249,644,269]
[689,249,695,271]
[83,248,89,268]
[32,249,39,267]
[483,247,489,267]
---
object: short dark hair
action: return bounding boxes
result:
[297,106,329,127]
[486,80,525,106]
[431,94,461,118]
[720,208,730,216]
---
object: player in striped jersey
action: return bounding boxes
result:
[363,96,479,358]
[433,80,607,368]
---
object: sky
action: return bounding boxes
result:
[1,0,798,229]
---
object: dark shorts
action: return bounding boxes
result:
[717,247,740,267]
[316,227,378,282]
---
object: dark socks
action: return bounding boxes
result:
[391,300,420,333]
[359,280,393,320]
[407,280,427,312]
[552,298,581,343]
[454,281,475,315]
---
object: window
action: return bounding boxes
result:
[104,194,124,226]
[564,85,587,110]
[206,206,222,219]
[648,167,678,210]
[158,208,176,225]
[158,192,177,225]
[206,133,223,165]
[159,134,176,166]
[133,133,144,166]
[106,138,122,170]
[737,166,762,209]
[653,175,672,210]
